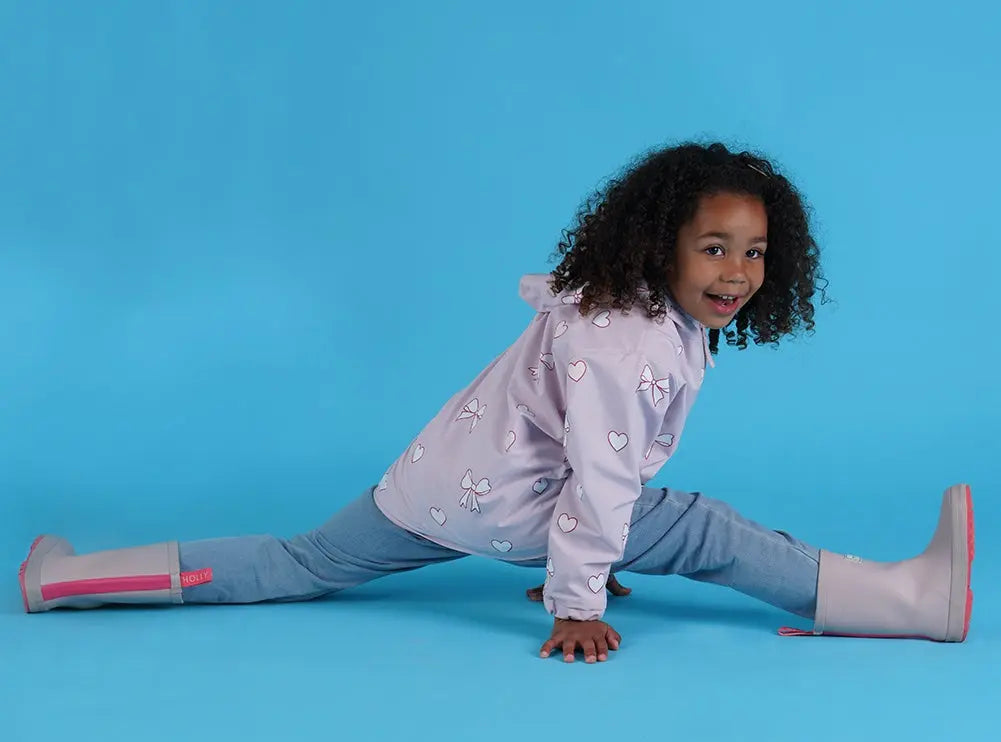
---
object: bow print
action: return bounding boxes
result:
[645,433,675,460]
[560,288,584,305]
[636,364,670,406]
[459,469,491,513]
[455,397,487,433]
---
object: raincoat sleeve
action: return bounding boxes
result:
[542,347,676,621]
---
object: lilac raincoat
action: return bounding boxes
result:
[374,274,714,620]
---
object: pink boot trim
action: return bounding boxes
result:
[39,569,214,600]
[41,574,173,601]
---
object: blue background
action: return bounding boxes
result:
[2,2,998,740]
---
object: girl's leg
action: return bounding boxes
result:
[20,488,466,612]
[614,484,974,642]
[615,486,820,619]
[179,488,465,604]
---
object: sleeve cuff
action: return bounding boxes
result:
[542,593,605,622]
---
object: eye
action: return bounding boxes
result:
[747,248,765,259]
[704,245,724,256]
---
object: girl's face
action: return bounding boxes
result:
[666,191,767,330]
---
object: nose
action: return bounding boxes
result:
[719,253,749,286]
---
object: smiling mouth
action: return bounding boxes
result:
[705,293,742,312]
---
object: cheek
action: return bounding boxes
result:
[676,257,708,287]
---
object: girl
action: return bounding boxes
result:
[18,142,974,663]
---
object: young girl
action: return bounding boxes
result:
[18,142,974,663]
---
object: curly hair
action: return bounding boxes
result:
[549,141,830,353]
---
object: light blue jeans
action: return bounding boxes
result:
[179,485,820,619]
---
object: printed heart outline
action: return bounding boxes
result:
[607,431,629,452]
[587,573,606,594]
[592,310,611,328]
[557,513,578,533]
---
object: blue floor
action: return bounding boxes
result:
[3,542,997,742]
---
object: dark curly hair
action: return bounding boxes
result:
[549,141,829,353]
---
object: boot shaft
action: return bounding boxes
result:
[20,536,189,612]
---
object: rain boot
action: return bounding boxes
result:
[779,483,974,642]
[19,535,211,612]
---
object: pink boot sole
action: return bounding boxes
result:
[18,535,47,613]
[961,484,974,641]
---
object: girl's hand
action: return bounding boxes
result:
[540,618,622,663]
[525,574,631,602]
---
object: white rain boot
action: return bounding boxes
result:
[780,484,974,642]
[18,535,206,613]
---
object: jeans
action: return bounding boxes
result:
[179,485,820,619]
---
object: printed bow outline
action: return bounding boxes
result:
[636,364,670,406]
[560,288,584,305]
[459,469,491,512]
[645,433,675,459]
[456,398,487,432]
